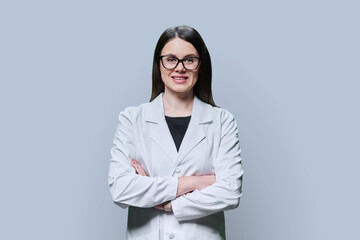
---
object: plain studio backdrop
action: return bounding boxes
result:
[0,1,359,239]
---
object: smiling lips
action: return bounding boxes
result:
[172,75,188,83]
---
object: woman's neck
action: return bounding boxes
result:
[162,89,194,117]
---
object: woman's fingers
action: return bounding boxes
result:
[131,159,141,174]
[154,204,165,210]
[131,158,148,176]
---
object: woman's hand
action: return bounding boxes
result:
[131,158,148,176]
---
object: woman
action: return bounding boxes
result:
[109,25,243,240]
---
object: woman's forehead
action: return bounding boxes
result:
[161,38,198,57]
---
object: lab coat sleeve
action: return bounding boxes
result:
[108,108,178,208]
[171,110,243,221]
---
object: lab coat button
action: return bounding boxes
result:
[169,233,175,239]
[175,167,181,173]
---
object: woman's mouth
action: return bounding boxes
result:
[172,76,188,83]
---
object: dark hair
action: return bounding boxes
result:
[150,25,216,107]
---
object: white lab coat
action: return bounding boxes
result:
[109,92,243,240]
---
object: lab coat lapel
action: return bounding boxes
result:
[145,93,178,161]
[150,119,178,161]
[176,95,213,165]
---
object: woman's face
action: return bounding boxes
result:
[160,38,200,96]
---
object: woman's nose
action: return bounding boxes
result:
[175,60,186,72]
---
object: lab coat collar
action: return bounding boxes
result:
[144,92,213,164]
[144,92,213,124]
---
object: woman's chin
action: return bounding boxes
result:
[167,86,194,95]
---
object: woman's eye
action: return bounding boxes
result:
[184,58,194,63]
[166,57,177,62]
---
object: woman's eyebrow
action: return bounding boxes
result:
[163,53,198,57]
[184,54,198,57]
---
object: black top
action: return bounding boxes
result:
[165,115,191,152]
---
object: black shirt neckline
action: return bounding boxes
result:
[164,115,192,152]
[165,115,191,119]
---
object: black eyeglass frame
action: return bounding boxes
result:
[159,55,201,70]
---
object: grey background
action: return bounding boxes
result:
[1,0,359,239]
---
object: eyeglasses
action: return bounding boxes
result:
[160,55,201,70]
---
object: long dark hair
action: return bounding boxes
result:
[150,25,216,107]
